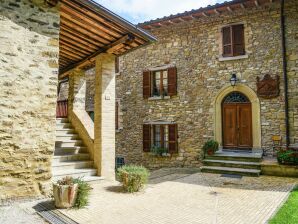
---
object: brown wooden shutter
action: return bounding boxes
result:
[222,26,232,56]
[143,71,151,99]
[143,124,151,152]
[168,124,178,154]
[115,101,119,130]
[232,24,245,56]
[167,67,177,96]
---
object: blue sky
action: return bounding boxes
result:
[95,0,227,24]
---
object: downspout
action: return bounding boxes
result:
[280,0,290,148]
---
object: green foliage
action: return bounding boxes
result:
[202,140,219,154]
[151,146,168,156]
[277,149,298,165]
[269,187,298,224]
[117,165,149,193]
[73,178,92,209]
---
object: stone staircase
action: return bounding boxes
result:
[52,118,102,182]
[201,150,263,177]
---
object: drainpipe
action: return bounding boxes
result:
[280,0,290,148]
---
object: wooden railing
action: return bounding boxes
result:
[56,100,68,118]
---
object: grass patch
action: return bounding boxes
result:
[269,186,298,224]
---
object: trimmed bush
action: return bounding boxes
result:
[117,165,149,193]
[73,177,92,208]
[277,149,298,165]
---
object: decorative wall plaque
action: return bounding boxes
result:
[256,74,280,99]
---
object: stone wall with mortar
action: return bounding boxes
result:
[0,0,59,200]
[116,1,297,169]
[285,0,298,146]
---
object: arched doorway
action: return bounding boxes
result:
[222,92,252,149]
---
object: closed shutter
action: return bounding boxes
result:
[222,26,232,56]
[167,67,177,96]
[143,124,151,152]
[232,24,245,56]
[168,124,178,154]
[143,71,151,99]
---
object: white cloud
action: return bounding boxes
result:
[95,0,225,23]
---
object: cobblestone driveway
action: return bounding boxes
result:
[58,169,297,224]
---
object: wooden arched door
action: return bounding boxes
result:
[222,92,252,149]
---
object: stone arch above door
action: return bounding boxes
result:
[214,84,261,150]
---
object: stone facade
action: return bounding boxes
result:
[0,0,59,200]
[115,1,298,169]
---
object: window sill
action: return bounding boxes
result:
[147,152,171,157]
[218,54,248,62]
[148,96,171,101]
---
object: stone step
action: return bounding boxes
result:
[203,159,261,169]
[53,153,90,163]
[55,140,84,148]
[205,151,262,162]
[56,118,69,124]
[54,146,88,155]
[56,129,76,135]
[56,134,80,141]
[52,168,98,180]
[52,161,94,171]
[200,166,261,177]
[56,123,72,129]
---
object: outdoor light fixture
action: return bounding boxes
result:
[230,73,238,87]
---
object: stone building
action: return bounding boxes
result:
[115,0,298,170]
[0,0,154,200]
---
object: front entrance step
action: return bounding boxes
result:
[56,123,72,129]
[52,161,94,171]
[55,140,83,148]
[201,166,261,177]
[53,153,90,163]
[56,134,80,141]
[52,168,98,180]
[56,129,76,135]
[54,146,88,155]
[205,151,262,162]
[203,159,261,170]
[56,118,69,124]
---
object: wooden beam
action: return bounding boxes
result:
[214,9,220,15]
[240,3,246,9]
[59,34,134,79]
[227,6,233,12]
[202,12,208,17]
[254,0,259,7]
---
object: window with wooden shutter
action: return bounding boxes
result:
[143,71,151,99]
[168,124,178,154]
[143,124,151,152]
[167,67,177,96]
[222,24,245,57]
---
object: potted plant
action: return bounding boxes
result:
[53,176,91,209]
[203,140,219,156]
[117,165,149,193]
[277,148,298,165]
[151,146,169,157]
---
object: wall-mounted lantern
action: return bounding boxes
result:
[230,73,238,87]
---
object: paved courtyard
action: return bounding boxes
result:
[1,169,297,224]
[59,169,297,224]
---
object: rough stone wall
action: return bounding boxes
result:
[85,67,95,112]
[0,0,59,200]
[116,2,292,169]
[285,0,298,146]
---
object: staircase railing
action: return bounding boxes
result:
[56,100,68,118]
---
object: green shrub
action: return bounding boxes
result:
[117,165,149,193]
[203,140,219,155]
[151,146,168,156]
[277,149,298,165]
[73,178,92,209]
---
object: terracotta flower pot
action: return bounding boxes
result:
[53,183,78,209]
[207,148,214,155]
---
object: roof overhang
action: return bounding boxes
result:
[59,0,156,79]
[139,0,277,29]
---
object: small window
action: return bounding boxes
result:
[143,67,177,99]
[115,101,119,130]
[143,124,178,154]
[152,70,168,97]
[222,24,245,57]
[115,157,125,169]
